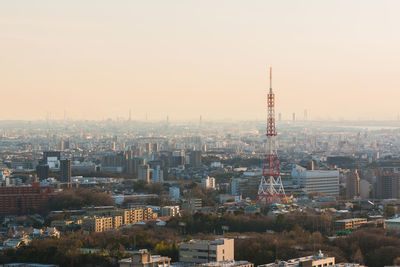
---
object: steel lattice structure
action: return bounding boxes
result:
[257,68,288,204]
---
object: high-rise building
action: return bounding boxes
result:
[202,144,207,153]
[64,139,70,150]
[124,150,135,174]
[151,165,163,183]
[346,170,360,199]
[152,143,159,153]
[60,158,71,184]
[292,113,296,122]
[138,165,150,183]
[171,151,185,167]
[101,152,125,173]
[36,164,49,180]
[58,140,64,151]
[132,157,145,175]
[202,176,216,189]
[376,171,400,199]
[145,143,152,154]
[190,151,202,167]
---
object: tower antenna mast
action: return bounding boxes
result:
[257,67,288,204]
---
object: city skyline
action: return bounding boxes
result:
[1,0,400,121]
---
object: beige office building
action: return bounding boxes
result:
[179,238,234,264]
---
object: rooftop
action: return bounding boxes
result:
[385,217,400,223]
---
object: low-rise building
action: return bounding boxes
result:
[179,238,234,264]
[259,251,334,267]
[334,264,366,267]
[2,264,59,267]
[334,218,367,231]
[244,206,260,215]
[183,199,202,213]
[161,206,180,217]
[82,216,114,232]
[201,260,253,267]
[119,249,171,267]
[51,207,156,232]
[385,217,400,231]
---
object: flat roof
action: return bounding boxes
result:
[385,217,400,223]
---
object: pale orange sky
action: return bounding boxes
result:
[1,0,400,121]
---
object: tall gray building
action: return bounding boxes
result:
[60,158,71,184]
[138,164,150,183]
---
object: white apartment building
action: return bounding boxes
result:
[202,176,216,189]
[151,165,164,183]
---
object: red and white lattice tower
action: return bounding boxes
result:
[257,67,288,204]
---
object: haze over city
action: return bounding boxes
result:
[1,0,400,121]
[4,1,400,267]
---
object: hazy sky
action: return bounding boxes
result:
[1,0,400,121]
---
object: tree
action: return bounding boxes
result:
[154,241,179,261]
[384,206,396,218]
[48,188,114,211]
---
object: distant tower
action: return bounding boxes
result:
[278,113,282,122]
[129,109,132,121]
[199,115,202,127]
[292,113,296,122]
[304,109,308,121]
[257,68,287,204]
